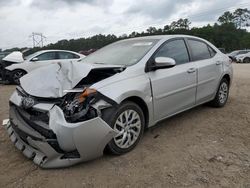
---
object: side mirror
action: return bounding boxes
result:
[31,57,39,62]
[153,57,176,70]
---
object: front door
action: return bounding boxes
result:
[148,39,197,121]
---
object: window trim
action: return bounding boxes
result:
[145,37,191,72]
[185,38,217,62]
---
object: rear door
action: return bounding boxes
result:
[186,38,223,104]
[148,38,197,121]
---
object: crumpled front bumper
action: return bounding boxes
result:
[3,90,117,168]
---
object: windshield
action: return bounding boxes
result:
[80,39,159,66]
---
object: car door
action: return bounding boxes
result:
[29,51,58,71]
[57,52,81,63]
[148,38,197,121]
[187,39,223,104]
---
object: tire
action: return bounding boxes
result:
[243,57,250,64]
[11,70,26,85]
[102,101,145,155]
[209,78,229,108]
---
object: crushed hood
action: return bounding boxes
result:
[20,61,124,98]
[3,51,24,63]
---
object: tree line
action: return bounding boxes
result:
[4,8,250,54]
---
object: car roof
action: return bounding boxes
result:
[123,34,206,41]
[38,49,79,53]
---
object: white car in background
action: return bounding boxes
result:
[235,52,250,63]
[4,50,85,84]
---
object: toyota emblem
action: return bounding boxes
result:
[22,97,35,109]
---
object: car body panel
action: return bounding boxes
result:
[195,55,224,104]
[148,62,197,121]
[20,61,124,98]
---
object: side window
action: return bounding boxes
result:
[208,46,217,57]
[154,39,189,64]
[188,39,211,61]
[58,52,80,59]
[35,52,56,61]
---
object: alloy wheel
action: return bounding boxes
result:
[113,109,142,149]
[219,82,228,104]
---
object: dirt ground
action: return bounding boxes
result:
[0,64,249,188]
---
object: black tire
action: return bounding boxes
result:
[209,78,229,108]
[11,70,26,85]
[243,57,250,64]
[102,101,145,155]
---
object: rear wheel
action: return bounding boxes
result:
[102,101,145,155]
[243,57,250,64]
[11,70,26,85]
[209,78,229,107]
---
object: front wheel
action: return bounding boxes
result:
[11,70,26,85]
[209,78,229,107]
[103,101,145,155]
[243,57,250,64]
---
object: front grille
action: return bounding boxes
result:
[9,103,81,158]
[10,103,55,139]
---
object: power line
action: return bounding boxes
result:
[29,32,46,48]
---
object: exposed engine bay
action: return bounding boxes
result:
[59,67,123,123]
[16,66,123,123]
[61,89,99,123]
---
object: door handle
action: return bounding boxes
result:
[216,61,222,65]
[187,68,196,73]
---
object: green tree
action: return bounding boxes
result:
[218,11,234,24]
[233,8,250,28]
[146,27,157,34]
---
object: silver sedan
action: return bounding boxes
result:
[3,35,233,168]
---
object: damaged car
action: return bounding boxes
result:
[3,35,233,168]
[3,50,85,84]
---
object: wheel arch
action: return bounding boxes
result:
[222,74,231,87]
[121,96,149,129]
[243,57,250,63]
[12,69,27,74]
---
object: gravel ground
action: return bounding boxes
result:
[0,64,249,188]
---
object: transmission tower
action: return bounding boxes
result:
[30,32,46,48]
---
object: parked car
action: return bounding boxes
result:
[227,50,250,62]
[3,35,233,168]
[235,52,250,63]
[79,49,97,56]
[218,48,226,54]
[0,51,24,80]
[3,50,85,84]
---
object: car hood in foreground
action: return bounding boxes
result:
[20,61,124,98]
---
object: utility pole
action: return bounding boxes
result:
[30,32,46,48]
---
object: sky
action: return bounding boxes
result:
[0,0,249,49]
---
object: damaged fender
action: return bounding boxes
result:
[49,105,117,160]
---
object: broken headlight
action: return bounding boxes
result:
[61,88,98,123]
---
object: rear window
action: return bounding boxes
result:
[58,52,80,59]
[188,39,211,61]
